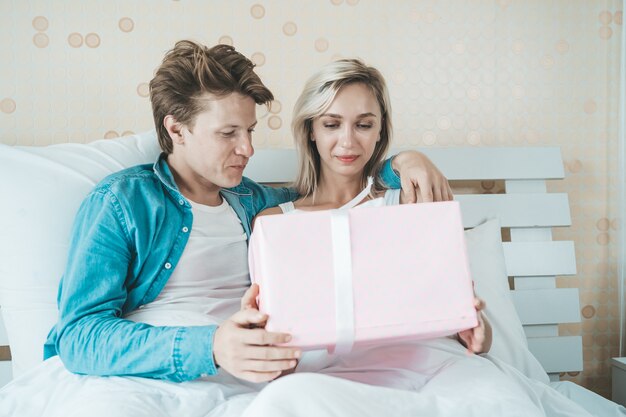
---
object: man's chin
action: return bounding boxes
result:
[220,175,244,189]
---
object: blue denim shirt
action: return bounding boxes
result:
[44,154,401,382]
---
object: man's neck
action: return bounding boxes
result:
[166,155,223,207]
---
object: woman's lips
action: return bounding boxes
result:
[336,155,359,163]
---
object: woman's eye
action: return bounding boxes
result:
[324,124,338,129]
[221,131,236,137]
[357,124,373,129]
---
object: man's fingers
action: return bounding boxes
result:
[241,283,260,309]
[240,359,298,373]
[238,371,282,383]
[240,327,292,346]
[245,345,301,360]
[230,308,267,326]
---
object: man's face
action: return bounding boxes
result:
[171,92,257,195]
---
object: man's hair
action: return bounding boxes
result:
[149,40,274,154]
[291,58,393,198]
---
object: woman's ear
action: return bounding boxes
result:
[164,115,185,145]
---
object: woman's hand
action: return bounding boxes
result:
[457,297,492,354]
[392,150,453,203]
[213,284,301,382]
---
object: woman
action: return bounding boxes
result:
[243,59,594,417]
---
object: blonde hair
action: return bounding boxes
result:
[150,40,273,154]
[291,59,392,198]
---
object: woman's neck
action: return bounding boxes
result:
[302,171,365,209]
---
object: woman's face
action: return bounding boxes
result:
[311,82,382,179]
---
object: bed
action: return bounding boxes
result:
[0,131,623,416]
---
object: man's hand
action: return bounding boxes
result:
[213,284,301,383]
[392,151,453,203]
[457,297,492,354]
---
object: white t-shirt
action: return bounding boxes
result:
[125,198,249,327]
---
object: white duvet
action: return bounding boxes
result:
[1,337,623,417]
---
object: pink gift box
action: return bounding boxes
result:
[249,201,477,352]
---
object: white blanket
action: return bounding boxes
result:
[2,337,621,417]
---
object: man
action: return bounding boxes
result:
[44,40,452,384]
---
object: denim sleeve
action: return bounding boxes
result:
[52,190,218,382]
[241,177,300,216]
[379,156,401,189]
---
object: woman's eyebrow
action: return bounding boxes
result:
[320,112,378,118]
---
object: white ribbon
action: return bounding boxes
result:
[328,176,373,354]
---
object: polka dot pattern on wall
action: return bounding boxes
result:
[556,39,569,54]
[582,305,596,319]
[467,131,481,145]
[104,130,119,139]
[251,4,265,19]
[599,26,613,40]
[541,55,555,69]
[596,233,610,245]
[599,11,612,25]
[32,16,49,49]
[219,35,233,46]
[584,99,597,114]
[32,16,49,31]
[283,22,297,36]
[251,52,266,66]
[85,33,101,48]
[68,33,83,48]
[1,98,16,114]
[315,38,329,52]
[269,100,281,114]
[119,17,134,33]
[615,11,623,25]
[422,131,436,145]
[331,0,343,5]
[136,83,150,98]
[33,33,49,48]
[596,218,610,231]
[268,115,282,130]
[467,86,480,100]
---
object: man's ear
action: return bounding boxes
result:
[164,115,185,145]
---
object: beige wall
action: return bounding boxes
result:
[0,0,623,398]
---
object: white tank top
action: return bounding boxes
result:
[278,189,400,213]
[124,198,249,327]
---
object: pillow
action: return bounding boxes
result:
[0,131,161,378]
[464,218,550,383]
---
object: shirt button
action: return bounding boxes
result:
[182,226,189,233]
[179,199,185,205]
[164,262,172,270]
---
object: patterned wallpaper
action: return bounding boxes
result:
[0,0,623,398]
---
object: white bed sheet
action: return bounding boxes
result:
[1,338,623,417]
